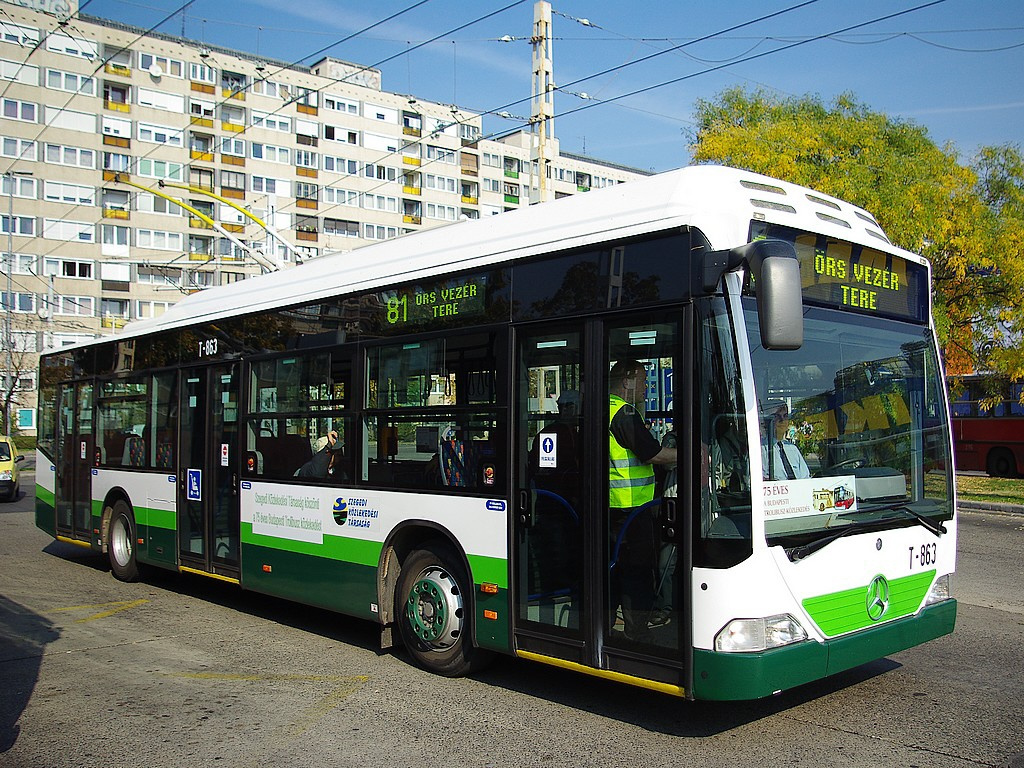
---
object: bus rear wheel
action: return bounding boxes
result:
[987,448,1017,478]
[108,501,140,582]
[396,542,490,677]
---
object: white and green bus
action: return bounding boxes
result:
[35,165,956,700]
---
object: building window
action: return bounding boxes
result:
[137,229,183,251]
[189,62,215,84]
[44,181,94,205]
[101,151,130,172]
[295,149,317,169]
[323,187,358,206]
[220,137,245,157]
[2,98,36,123]
[44,257,93,279]
[43,219,95,243]
[364,224,398,240]
[45,68,95,95]
[1,136,35,161]
[295,182,318,202]
[190,99,215,120]
[1,215,34,236]
[137,159,184,182]
[425,145,456,164]
[251,111,290,132]
[221,170,246,191]
[251,142,289,163]
[138,122,184,147]
[323,218,358,237]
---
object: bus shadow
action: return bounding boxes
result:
[473,654,901,736]
[0,596,61,753]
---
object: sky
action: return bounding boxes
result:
[75,0,1023,173]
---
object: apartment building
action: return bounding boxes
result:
[0,1,649,434]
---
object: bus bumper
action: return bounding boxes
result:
[691,599,957,701]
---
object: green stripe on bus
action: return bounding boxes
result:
[240,522,383,566]
[802,570,936,637]
[36,485,55,507]
[467,554,508,590]
[141,506,176,530]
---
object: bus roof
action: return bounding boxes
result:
[68,165,925,350]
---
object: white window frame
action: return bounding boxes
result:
[136,228,183,252]
[43,219,95,243]
[251,142,289,164]
[44,68,96,95]
[45,31,98,60]
[0,22,40,47]
[43,257,94,279]
[220,137,245,157]
[1,58,37,85]
[323,187,359,207]
[2,98,36,123]
[1,136,35,161]
[139,52,184,78]
[323,95,359,115]
[138,122,184,147]
[2,175,35,199]
[251,110,291,132]
[44,181,95,206]
[137,159,184,182]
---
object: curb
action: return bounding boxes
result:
[959,500,1024,515]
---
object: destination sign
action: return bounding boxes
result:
[382,274,488,328]
[752,225,928,323]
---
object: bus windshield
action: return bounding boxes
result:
[744,302,953,546]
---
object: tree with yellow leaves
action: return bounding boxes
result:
[690,87,1024,393]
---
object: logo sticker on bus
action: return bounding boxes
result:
[486,500,506,512]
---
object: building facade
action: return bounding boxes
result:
[0,1,650,434]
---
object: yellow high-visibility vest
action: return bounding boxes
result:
[609,394,655,509]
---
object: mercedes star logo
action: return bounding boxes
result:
[866,575,890,621]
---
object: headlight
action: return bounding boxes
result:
[0,470,11,481]
[924,573,952,605]
[715,613,808,652]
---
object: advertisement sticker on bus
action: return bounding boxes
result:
[763,476,858,520]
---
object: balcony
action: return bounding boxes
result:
[104,99,130,113]
[103,170,129,182]
[220,187,245,200]
[190,82,215,94]
[190,149,214,162]
[101,316,128,329]
[402,156,421,166]
[296,167,318,178]
[104,62,131,77]
[221,121,245,133]
[460,195,478,205]
[403,126,421,137]
[222,154,245,167]
[190,116,214,128]
[296,199,318,210]
[402,186,421,196]
[222,223,244,233]
[189,216,214,229]
[221,87,245,100]
[102,208,130,220]
[103,135,130,149]
[296,103,317,116]
[295,228,319,242]
[402,215,421,225]
[504,194,520,204]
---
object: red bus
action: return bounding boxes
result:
[950,375,1024,477]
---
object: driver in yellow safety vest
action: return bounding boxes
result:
[607,359,677,642]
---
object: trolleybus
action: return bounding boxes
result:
[35,165,956,700]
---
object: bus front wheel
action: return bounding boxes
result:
[108,501,140,582]
[395,542,490,677]
[987,448,1017,478]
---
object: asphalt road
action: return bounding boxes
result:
[1,473,1022,768]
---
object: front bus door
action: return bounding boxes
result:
[178,364,241,577]
[55,381,94,542]
[514,310,688,693]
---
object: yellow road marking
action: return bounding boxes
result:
[51,598,149,623]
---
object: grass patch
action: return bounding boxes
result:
[957,474,1024,506]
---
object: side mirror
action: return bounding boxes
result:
[15,454,24,463]
[702,239,803,350]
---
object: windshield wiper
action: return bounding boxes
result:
[785,521,878,562]
[884,504,947,537]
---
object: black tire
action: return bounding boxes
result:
[108,501,140,582]
[395,541,491,677]
[987,448,1017,478]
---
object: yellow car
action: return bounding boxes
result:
[0,436,24,502]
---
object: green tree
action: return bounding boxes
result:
[689,87,1024,385]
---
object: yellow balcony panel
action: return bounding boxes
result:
[189,217,214,229]
[103,135,130,148]
[191,82,215,94]
[188,252,213,261]
[402,156,421,166]
[221,88,245,100]
[296,230,319,242]
[190,150,214,162]
[460,167,478,177]
[403,186,421,196]
[403,215,421,225]
[222,154,245,167]
[403,126,422,137]
[296,167,318,178]
[103,170,128,182]
[105,62,131,77]
[105,100,130,113]
[101,316,128,329]
[221,121,245,133]
[193,182,215,192]
[190,117,214,128]
[222,223,245,233]
[296,104,318,115]
[102,208,130,220]
[220,187,245,200]
[296,199,318,210]
[461,195,478,205]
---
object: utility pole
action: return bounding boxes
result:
[530,0,555,205]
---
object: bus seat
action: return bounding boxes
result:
[123,435,146,467]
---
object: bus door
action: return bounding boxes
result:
[178,363,241,576]
[54,381,93,542]
[514,311,688,688]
